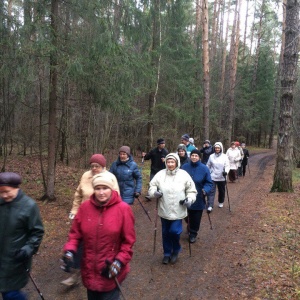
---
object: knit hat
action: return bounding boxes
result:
[89,154,106,167]
[177,144,187,152]
[165,153,180,168]
[204,140,210,144]
[119,146,131,156]
[0,172,22,188]
[235,141,240,146]
[241,143,246,146]
[181,134,190,141]
[189,138,194,145]
[92,174,115,190]
[157,138,165,145]
[190,149,201,157]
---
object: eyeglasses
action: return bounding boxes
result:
[90,164,102,169]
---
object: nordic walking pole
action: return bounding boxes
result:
[114,277,127,300]
[203,192,213,230]
[25,267,45,300]
[187,215,192,257]
[137,196,152,222]
[247,159,250,175]
[153,198,159,255]
[224,176,231,212]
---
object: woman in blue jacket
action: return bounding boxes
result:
[110,146,142,205]
[182,149,213,243]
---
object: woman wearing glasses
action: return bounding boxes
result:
[61,154,119,286]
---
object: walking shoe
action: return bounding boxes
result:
[145,195,151,201]
[162,256,170,264]
[207,206,213,212]
[60,270,80,286]
[189,236,196,243]
[170,253,178,264]
[218,203,224,208]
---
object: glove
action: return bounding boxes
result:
[61,251,74,273]
[154,190,163,198]
[179,198,193,209]
[101,259,122,279]
[134,192,140,198]
[222,171,227,177]
[69,213,75,220]
[15,249,29,263]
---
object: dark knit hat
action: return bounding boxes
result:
[177,144,187,152]
[119,146,131,156]
[181,134,190,141]
[0,172,22,188]
[89,154,106,167]
[204,140,210,144]
[190,149,201,157]
[157,138,165,145]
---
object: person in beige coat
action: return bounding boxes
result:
[61,154,119,286]
[148,153,197,265]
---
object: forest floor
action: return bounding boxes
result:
[3,147,300,300]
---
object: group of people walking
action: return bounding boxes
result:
[0,135,250,300]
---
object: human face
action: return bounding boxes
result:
[90,163,104,175]
[178,149,186,157]
[0,186,19,202]
[190,153,200,163]
[166,158,177,171]
[231,144,236,149]
[214,146,221,153]
[94,185,112,204]
[119,151,128,162]
[181,139,188,145]
[158,143,165,150]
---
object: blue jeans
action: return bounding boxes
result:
[2,290,27,300]
[161,218,182,256]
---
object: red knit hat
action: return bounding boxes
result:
[89,154,106,167]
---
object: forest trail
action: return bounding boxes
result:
[25,148,276,300]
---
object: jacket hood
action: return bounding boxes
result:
[165,153,181,170]
[90,190,121,208]
[214,142,224,153]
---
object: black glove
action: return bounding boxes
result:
[134,192,140,198]
[101,259,122,279]
[179,198,193,208]
[15,249,29,263]
[222,171,227,177]
[61,251,74,273]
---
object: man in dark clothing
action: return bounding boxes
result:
[200,140,214,165]
[241,143,250,176]
[0,172,44,300]
[142,138,169,181]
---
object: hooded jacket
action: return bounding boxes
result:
[148,153,197,220]
[71,170,120,215]
[207,142,230,181]
[110,155,142,204]
[182,160,213,210]
[64,191,135,292]
[0,190,44,292]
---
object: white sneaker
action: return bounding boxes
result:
[207,206,213,212]
[218,203,224,208]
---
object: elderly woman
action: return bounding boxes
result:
[148,153,197,265]
[226,142,242,182]
[61,154,119,286]
[110,146,142,205]
[63,174,135,300]
[177,144,190,168]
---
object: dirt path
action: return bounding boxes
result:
[24,148,276,300]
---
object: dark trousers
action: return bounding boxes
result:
[2,291,27,300]
[187,209,203,238]
[242,164,247,176]
[87,288,120,300]
[228,169,237,182]
[207,181,226,207]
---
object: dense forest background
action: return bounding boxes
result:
[0,0,299,198]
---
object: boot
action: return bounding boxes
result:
[61,270,80,286]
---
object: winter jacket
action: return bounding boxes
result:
[148,153,197,220]
[64,191,135,293]
[200,145,214,165]
[226,147,242,170]
[182,161,213,210]
[242,148,250,165]
[0,190,44,292]
[236,146,244,167]
[110,156,142,204]
[71,170,120,215]
[144,147,169,175]
[185,144,196,157]
[179,154,190,168]
[207,142,230,181]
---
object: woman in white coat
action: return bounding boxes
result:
[148,153,197,265]
[226,142,242,182]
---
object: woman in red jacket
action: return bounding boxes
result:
[63,173,136,300]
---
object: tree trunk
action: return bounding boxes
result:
[271,0,299,192]
[42,0,59,201]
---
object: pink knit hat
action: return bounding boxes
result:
[89,154,106,167]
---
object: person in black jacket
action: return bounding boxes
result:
[0,172,44,300]
[142,138,169,181]
[200,140,214,165]
[241,143,250,177]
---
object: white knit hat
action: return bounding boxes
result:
[92,174,115,190]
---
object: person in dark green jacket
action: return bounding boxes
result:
[0,172,44,300]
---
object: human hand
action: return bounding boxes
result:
[134,192,140,198]
[61,251,74,273]
[179,198,193,209]
[15,248,29,263]
[154,190,163,198]
[222,171,227,177]
[202,189,206,196]
[69,213,75,220]
[101,259,122,279]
